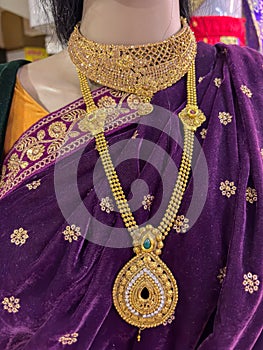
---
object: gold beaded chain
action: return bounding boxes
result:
[74,22,206,341]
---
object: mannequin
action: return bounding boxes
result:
[0,0,262,348]
[18,0,181,114]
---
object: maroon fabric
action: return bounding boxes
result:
[0,42,262,349]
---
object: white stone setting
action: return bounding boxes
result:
[124,268,166,318]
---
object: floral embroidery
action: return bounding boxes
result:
[10,228,29,246]
[218,112,233,126]
[97,96,117,109]
[100,197,115,214]
[27,144,45,161]
[131,130,139,139]
[142,194,154,211]
[109,89,128,98]
[26,180,41,191]
[59,333,79,345]
[217,267,227,284]
[48,121,67,138]
[163,314,175,326]
[127,94,153,116]
[0,165,6,188]
[61,109,86,122]
[0,90,147,200]
[214,78,222,88]
[200,128,207,139]
[2,296,20,313]
[7,154,28,174]
[246,187,257,204]
[243,272,260,294]
[63,225,81,243]
[240,85,253,98]
[198,76,204,83]
[173,215,190,233]
[219,180,237,198]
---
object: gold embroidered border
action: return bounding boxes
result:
[0,88,144,199]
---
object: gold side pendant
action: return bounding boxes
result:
[112,226,178,330]
[179,105,206,131]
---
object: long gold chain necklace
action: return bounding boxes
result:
[68,21,206,341]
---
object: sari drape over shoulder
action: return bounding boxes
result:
[0,43,262,350]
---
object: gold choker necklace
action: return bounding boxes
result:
[70,22,206,341]
[68,18,197,101]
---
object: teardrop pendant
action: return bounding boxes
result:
[112,252,178,328]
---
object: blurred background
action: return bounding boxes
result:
[0,0,262,63]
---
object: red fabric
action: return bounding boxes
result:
[190,16,246,46]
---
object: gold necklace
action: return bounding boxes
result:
[70,22,206,341]
[68,18,197,102]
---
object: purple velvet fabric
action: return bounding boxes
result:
[0,43,262,349]
[243,0,263,52]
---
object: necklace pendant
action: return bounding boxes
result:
[112,226,179,329]
[179,105,206,131]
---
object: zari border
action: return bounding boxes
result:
[0,87,144,199]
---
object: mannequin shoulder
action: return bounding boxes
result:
[18,49,82,112]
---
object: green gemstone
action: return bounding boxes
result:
[143,238,151,250]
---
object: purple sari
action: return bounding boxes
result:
[0,43,262,349]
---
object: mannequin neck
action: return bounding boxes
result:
[80,0,181,45]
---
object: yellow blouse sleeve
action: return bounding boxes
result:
[4,78,48,155]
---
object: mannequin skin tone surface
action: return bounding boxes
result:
[18,0,181,113]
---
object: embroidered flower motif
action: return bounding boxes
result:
[26,180,41,191]
[218,112,233,126]
[26,144,45,161]
[127,94,142,109]
[246,187,258,204]
[97,96,118,116]
[241,85,253,98]
[62,225,81,243]
[173,215,190,233]
[2,296,20,313]
[217,267,227,284]
[59,333,79,345]
[100,197,115,214]
[200,128,207,139]
[97,96,117,109]
[10,228,29,246]
[7,154,20,173]
[127,94,153,116]
[219,180,237,198]
[198,76,204,83]
[131,130,139,139]
[163,314,175,326]
[214,78,222,88]
[243,272,260,294]
[48,121,67,139]
[142,194,154,211]
[7,153,28,173]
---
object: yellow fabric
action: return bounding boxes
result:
[4,78,48,155]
